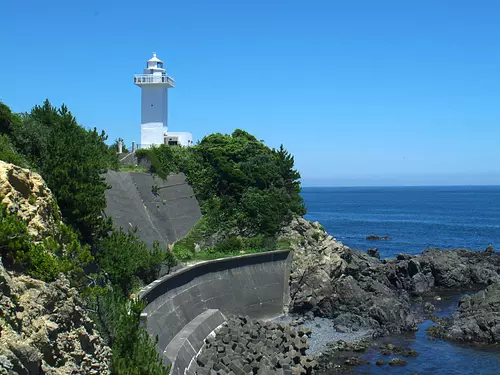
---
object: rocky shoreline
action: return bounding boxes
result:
[275,217,500,373]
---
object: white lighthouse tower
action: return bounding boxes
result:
[134,52,193,148]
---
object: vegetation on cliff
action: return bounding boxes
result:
[136,129,305,260]
[0,101,172,375]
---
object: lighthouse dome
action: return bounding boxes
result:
[146,52,165,71]
[148,52,163,63]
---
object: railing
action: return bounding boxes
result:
[134,74,175,86]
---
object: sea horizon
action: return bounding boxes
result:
[302,184,500,188]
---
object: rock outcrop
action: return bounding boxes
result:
[279,218,500,338]
[378,247,500,295]
[0,262,111,374]
[365,235,390,241]
[431,282,500,344]
[279,217,416,337]
[0,161,60,241]
[0,161,111,374]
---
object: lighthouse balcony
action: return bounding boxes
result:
[134,74,175,87]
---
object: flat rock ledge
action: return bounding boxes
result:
[189,315,318,375]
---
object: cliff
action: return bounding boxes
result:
[0,161,60,241]
[0,264,111,374]
[0,161,111,374]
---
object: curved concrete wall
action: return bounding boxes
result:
[138,250,292,372]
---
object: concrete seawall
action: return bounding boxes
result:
[138,250,293,374]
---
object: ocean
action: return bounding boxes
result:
[302,186,500,258]
[302,185,500,375]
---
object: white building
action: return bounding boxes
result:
[134,53,193,148]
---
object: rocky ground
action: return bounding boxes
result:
[428,281,500,344]
[0,161,61,241]
[279,216,500,346]
[0,263,111,375]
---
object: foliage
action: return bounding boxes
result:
[139,130,306,247]
[97,229,177,295]
[6,99,119,245]
[0,135,27,167]
[118,165,148,173]
[94,290,170,375]
[0,205,93,283]
[173,218,290,261]
[311,231,321,241]
[0,102,20,136]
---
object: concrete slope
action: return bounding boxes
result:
[104,171,201,247]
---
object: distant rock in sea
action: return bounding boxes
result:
[366,235,390,241]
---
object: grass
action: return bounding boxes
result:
[118,165,148,173]
[172,217,291,262]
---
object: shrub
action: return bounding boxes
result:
[94,291,170,375]
[97,229,176,295]
[0,205,93,283]
[213,237,243,253]
[140,130,306,245]
[0,135,27,167]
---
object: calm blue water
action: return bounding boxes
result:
[303,186,500,259]
[303,186,500,374]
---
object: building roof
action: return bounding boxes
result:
[148,52,163,63]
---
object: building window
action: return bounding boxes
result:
[168,140,178,146]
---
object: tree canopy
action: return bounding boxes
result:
[137,129,306,239]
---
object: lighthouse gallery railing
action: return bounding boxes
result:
[134,74,175,85]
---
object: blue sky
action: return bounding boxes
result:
[1,0,499,186]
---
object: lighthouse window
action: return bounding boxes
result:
[158,62,163,69]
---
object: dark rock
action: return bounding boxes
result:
[389,357,408,366]
[435,282,500,344]
[367,248,380,259]
[344,356,369,366]
[285,217,500,344]
[366,235,390,241]
[397,253,412,261]
[423,302,436,315]
[485,245,495,254]
[375,359,385,366]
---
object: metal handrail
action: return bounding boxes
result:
[133,74,175,85]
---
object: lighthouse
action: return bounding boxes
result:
[134,53,193,148]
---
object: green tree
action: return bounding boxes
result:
[8,99,119,245]
[94,291,170,375]
[137,129,306,244]
[97,229,175,295]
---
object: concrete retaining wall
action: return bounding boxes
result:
[104,171,201,248]
[138,250,293,373]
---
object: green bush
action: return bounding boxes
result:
[97,229,176,295]
[213,237,243,253]
[0,135,27,166]
[94,291,170,375]
[140,130,306,246]
[0,205,93,283]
